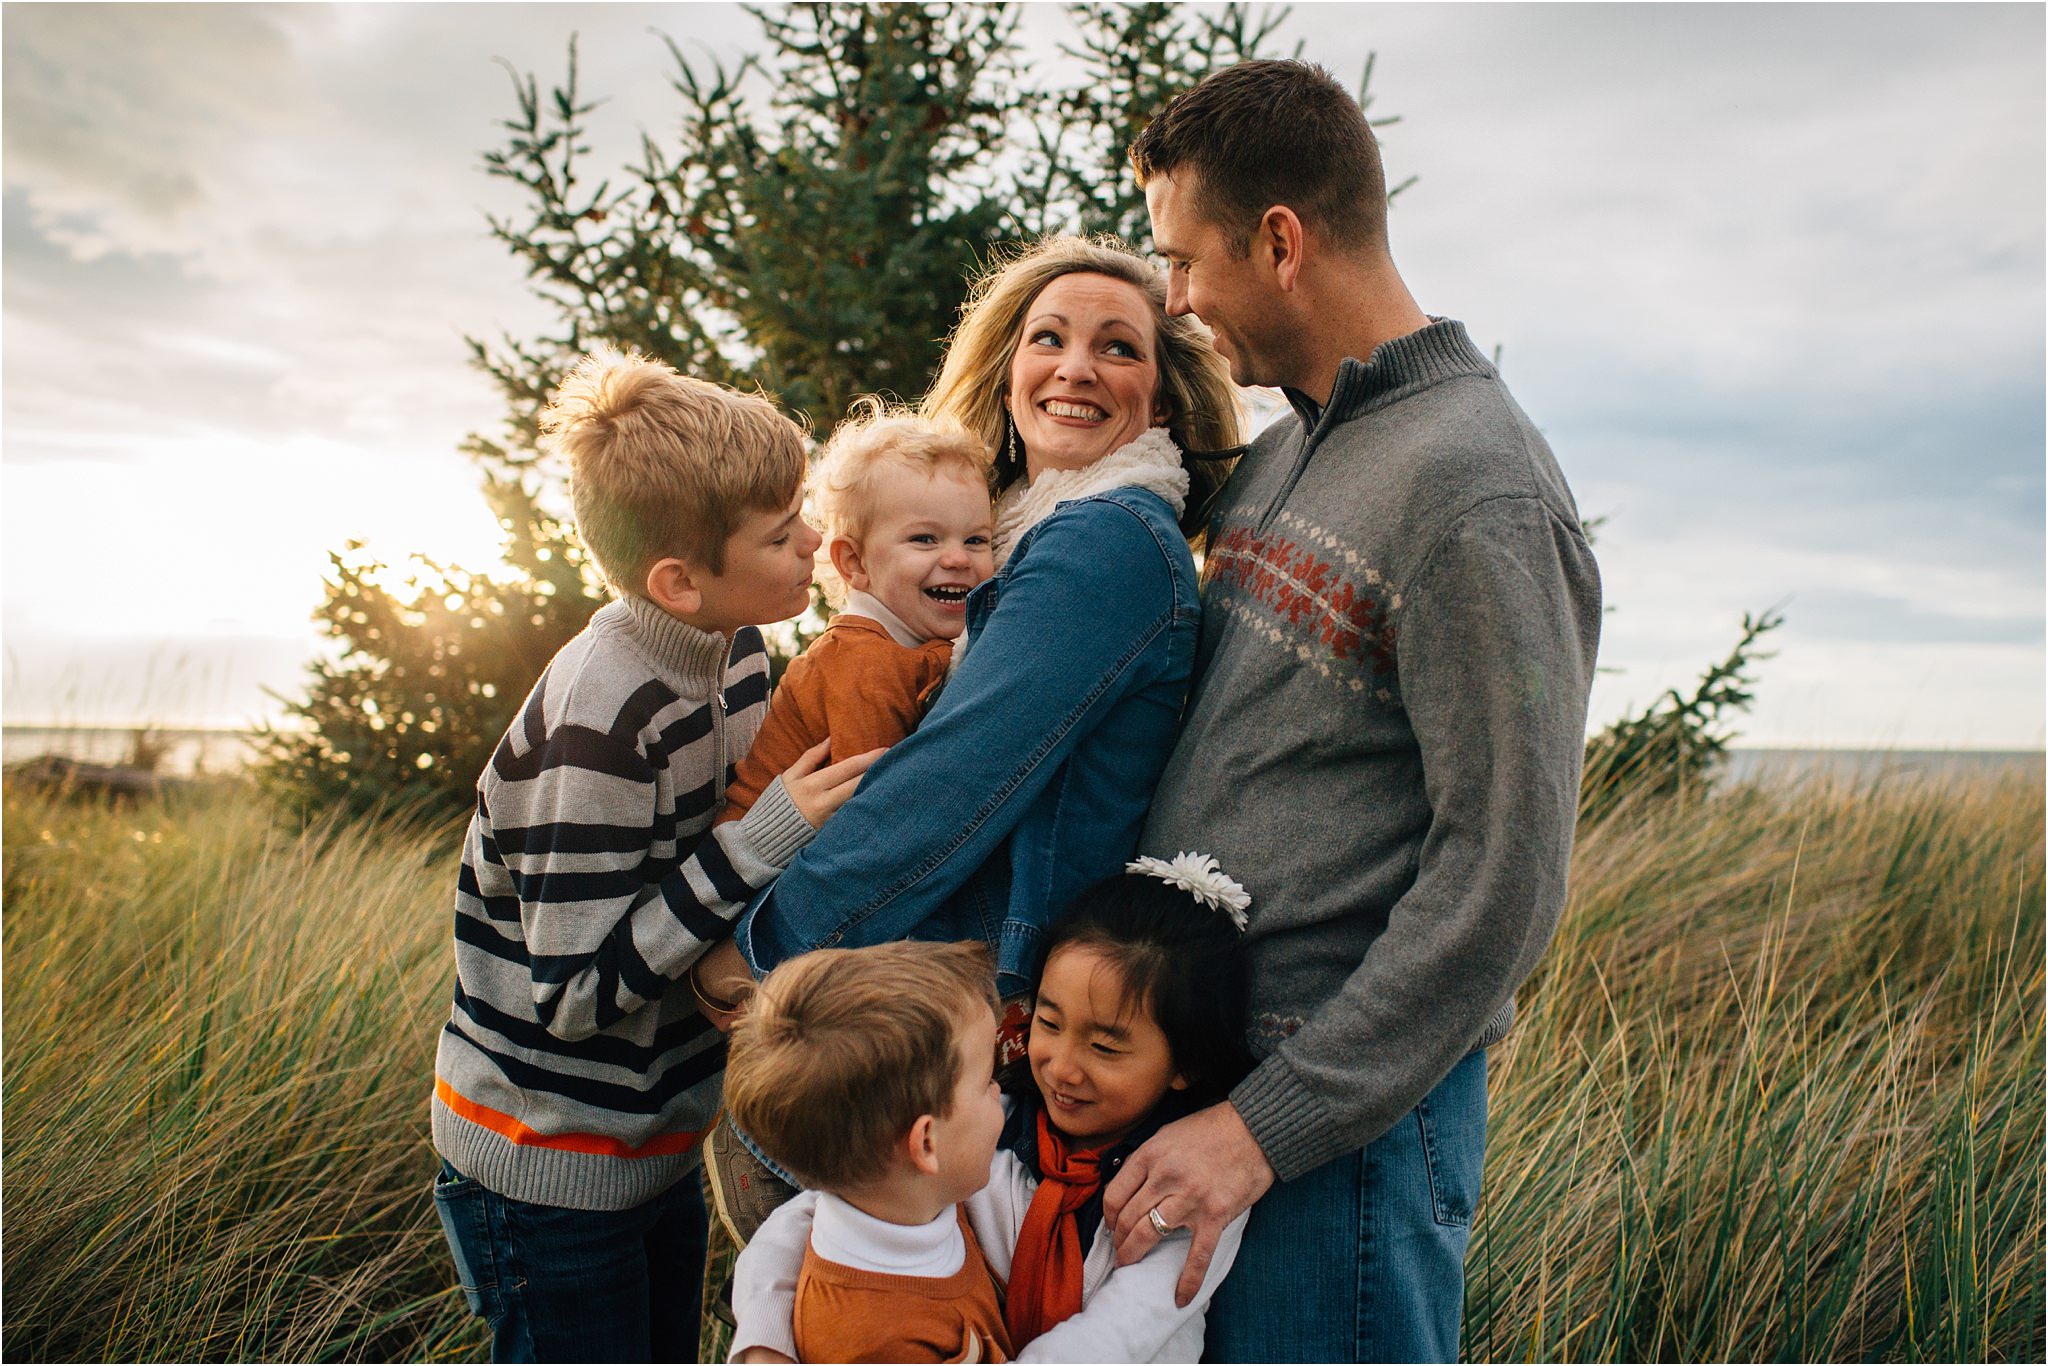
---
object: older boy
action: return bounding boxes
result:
[430,348,880,1362]
[724,942,1011,1364]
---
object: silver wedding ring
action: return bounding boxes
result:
[1147,1205,1175,1237]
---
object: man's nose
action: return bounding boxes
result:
[1165,272,1191,318]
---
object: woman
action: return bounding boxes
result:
[706,233,1241,1007]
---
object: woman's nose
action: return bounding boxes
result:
[1054,348,1096,384]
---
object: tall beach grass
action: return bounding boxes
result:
[2,766,2041,1361]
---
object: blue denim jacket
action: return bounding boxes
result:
[733,486,1200,994]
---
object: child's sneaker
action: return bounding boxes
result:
[704,1116,798,1246]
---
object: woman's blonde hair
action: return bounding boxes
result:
[921,235,1243,539]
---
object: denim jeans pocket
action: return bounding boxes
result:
[432,1163,501,1321]
[1415,1053,1488,1229]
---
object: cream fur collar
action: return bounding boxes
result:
[991,427,1188,568]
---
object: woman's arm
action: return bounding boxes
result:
[733,500,1185,976]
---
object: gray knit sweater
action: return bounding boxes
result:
[1140,319,1601,1182]
[432,596,815,1210]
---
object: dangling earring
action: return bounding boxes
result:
[1005,420,1019,474]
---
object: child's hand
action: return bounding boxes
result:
[690,939,753,1032]
[780,738,884,829]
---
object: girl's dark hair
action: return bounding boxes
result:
[1042,872,1255,1104]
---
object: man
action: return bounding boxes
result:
[1101,60,1603,1363]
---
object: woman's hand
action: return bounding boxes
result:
[780,738,885,829]
[733,1349,795,1364]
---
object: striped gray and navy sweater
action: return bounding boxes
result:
[432,595,815,1210]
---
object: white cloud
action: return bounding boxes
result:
[2,2,2041,747]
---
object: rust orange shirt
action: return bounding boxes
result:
[793,1207,1012,1363]
[721,614,951,823]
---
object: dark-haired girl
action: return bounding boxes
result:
[731,857,1255,1362]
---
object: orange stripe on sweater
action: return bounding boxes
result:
[435,1079,703,1159]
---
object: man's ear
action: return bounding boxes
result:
[1169,1071,1190,1092]
[828,535,871,593]
[906,1114,942,1178]
[644,556,705,618]
[1260,205,1306,293]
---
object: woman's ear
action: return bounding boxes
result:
[828,535,870,592]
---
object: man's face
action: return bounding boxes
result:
[1146,170,1284,389]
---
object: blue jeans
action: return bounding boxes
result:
[431,1161,708,1363]
[1205,1048,1488,1364]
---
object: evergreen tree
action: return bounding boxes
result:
[261,2,1311,820]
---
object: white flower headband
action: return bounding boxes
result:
[1125,852,1251,931]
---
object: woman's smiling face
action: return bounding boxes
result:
[1006,272,1167,482]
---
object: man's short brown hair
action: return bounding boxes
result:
[723,941,998,1191]
[540,347,808,593]
[1130,59,1388,258]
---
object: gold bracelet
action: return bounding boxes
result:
[688,960,742,1014]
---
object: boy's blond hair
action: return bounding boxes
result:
[815,397,991,543]
[541,347,808,593]
[724,941,998,1191]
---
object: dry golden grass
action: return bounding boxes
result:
[2,764,2040,1361]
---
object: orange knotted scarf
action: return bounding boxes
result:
[1004,1109,1110,1346]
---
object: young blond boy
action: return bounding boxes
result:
[724,942,1012,1364]
[719,404,995,822]
[430,348,878,1362]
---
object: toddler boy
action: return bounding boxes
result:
[724,941,1012,1363]
[430,348,878,1362]
[720,403,994,821]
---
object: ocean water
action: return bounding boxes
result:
[2,725,262,777]
[4,725,2039,787]
[1720,747,2043,787]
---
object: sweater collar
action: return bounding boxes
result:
[991,427,1189,568]
[810,1191,966,1277]
[1284,317,1494,435]
[616,595,733,692]
[842,589,929,647]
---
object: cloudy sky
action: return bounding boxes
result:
[4,2,2042,748]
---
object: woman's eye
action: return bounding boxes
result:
[1029,328,1061,347]
[1106,340,1139,359]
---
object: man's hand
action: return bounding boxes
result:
[779,737,884,829]
[733,1348,794,1364]
[1102,1100,1276,1307]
